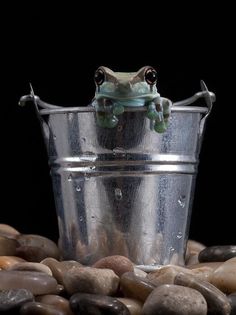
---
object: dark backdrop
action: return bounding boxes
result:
[1,7,235,246]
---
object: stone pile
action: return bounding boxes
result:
[0,223,236,314]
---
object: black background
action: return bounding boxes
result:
[1,6,235,246]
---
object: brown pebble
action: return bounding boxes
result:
[0,256,26,269]
[188,262,223,270]
[210,257,236,294]
[0,236,19,256]
[36,295,73,315]
[174,272,231,315]
[120,272,156,302]
[0,270,58,295]
[117,297,143,315]
[63,266,120,295]
[0,223,20,238]
[16,234,60,262]
[20,301,67,315]
[93,255,134,277]
[8,262,53,275]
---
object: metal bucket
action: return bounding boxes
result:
[19,83,215,270]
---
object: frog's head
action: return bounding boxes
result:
[94,66,159,100]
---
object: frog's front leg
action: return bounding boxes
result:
[94,98,123,128]
[146,98,171,133]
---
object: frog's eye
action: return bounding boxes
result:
[145,68,157,85]
[94,68,105,85]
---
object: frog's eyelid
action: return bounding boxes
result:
[130,66,156,84]
[97,66,118,84]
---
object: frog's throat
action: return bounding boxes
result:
[95,93,160,100]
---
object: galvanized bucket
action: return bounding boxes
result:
[19,82,215,270]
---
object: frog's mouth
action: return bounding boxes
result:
[95,93,160,101]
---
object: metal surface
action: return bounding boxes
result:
[19,83,215,270]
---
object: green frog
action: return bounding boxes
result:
[92,66,172,133]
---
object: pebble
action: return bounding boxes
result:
[120,272,156,302]
[15,234,60,262]
[117,297,143,315]
[8,262,53,275]
[70,293,130,315]
[187,239,206,253]
[199,245,236,262]
[210,257,236,293]
[0,270,58,295]
[142,284,207,315]
[93,255,134,277]
[133,267,147,278]
[228,292,236,315]
[63,266,120,295]
[41,258,82,285]
[0,256,26,269]
[0,224,20,238]
[20,302,67,315]
[0,236,19,256]
[174,272,231,315]
[188,261,223,270]
[36,295,73,315]
[0,289,34,312]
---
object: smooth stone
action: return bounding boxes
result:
[117,297,142,315]
[70,293,130,315]
[188,261,223,270]
[0,289,34,312]
[120,272,156,302]
[36,295,73,315]
[0,236,19,256]
[16,234,60,262]
[93,255,134,277]
[0,270,58,295]
[8,262,53,275]
[187,240,206,253]
[20,302,67,315]
[63,266,119,295]
[174,272,231,315]
[0,256,26,269]
[41,258,82,285]
[211,257,236,293]
[228,292,236,315]
[0,224,20,238]
[185,252,199,265]
[133,267,147,278]
[199,245,236,262]
[142,284,207,315]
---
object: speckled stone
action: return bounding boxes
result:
[142,284,207,315]
[36,295,73,315]
[0,236,19,256]
[93,255,134,277]
[70,293,130,315]
[0,289,34,312]
[0,224,20,239]
[174,272,231,315]
[16,234,60,262]
[8,262,53,275]
[120,272,156,302]
[228,292,236,315]
[117,297,142,315]
[0,270,58,295]
[0,256,26,269]
[20,302,67,315]
[199,245,236,262]
[63,266,119,295]
[210,257,236,293]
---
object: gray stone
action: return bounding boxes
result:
[174,272,231,315]
[36,295,73,315]
[199,245,236,263]
[20,302,67,315]
[70,293,130,315]
[0,289,34,312]
[142,284,207,315]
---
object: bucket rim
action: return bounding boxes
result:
[39,105,208,116]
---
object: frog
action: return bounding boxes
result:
[92,66,172,133]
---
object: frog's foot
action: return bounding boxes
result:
[146,103,160,120]
[112,104,124,116]
[154,120,168,133]
[96,112,118,128]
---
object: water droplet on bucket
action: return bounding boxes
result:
[178,195,186,208]
[112,147,126,157]
[90,166,96,170]
[177,232,183,239]
[81,137,86,143]
[85,173,91,180]
[117,125,123,132]
[115,188,123,200]
[68,113,73,121]
[67,174,72,182]
[79,216,83,222]
[169,246,175,252]
[53,135,57,140]
[76,186,81,192]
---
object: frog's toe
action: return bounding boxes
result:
[146,110,159,120]
[154,120,167,133]
[105,115,119,128]
[96,115,107,128]
[113,104,124,115]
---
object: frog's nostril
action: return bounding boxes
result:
[117,82,132,93]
